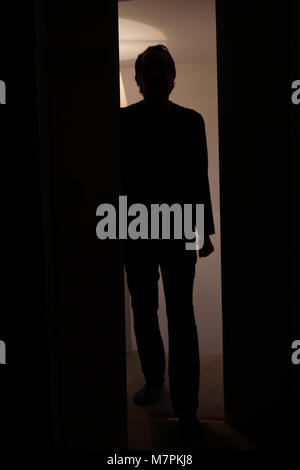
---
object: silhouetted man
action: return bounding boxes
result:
[120,44,215,441]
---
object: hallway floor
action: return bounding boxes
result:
[126,352,258,450]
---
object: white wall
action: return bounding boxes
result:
[122,60,223,354]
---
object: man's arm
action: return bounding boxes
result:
[199,233,214,257]
[197,114,215,257]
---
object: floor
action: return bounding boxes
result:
[126,352,259,450]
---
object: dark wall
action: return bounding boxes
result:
[1,0,127,450]
[35,0,127,449]
[290,0,300,428]
[216,0,300,430]
[1,1,53,448]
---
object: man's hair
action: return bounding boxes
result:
[135,44,176,94]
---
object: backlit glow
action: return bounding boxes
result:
[119,18,167,62]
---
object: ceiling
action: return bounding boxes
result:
[118,0,217,68]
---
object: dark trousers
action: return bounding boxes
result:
[124,239,200,416]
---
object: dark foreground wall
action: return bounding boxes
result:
[216,0,300,431]
[1,0,53,448]
[34,0,127,449]
[1,0,127,449]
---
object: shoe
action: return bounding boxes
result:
[133,383,164,406]
[178,414,204,441]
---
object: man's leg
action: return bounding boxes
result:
[159,243,200,417]
[124,242,165,388]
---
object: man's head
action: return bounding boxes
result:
[135,44,176,101]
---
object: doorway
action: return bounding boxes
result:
[118,0,224,448]
[31,0,298,449]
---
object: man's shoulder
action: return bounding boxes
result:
[120,101,143,115]
[120,101,205,126]
[171,102,204,123]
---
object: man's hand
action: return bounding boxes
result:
[198,234,214,258]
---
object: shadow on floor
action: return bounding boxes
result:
[126,352,299,451]
[126,352,258,450]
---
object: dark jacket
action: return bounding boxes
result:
[120,100,215,235]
